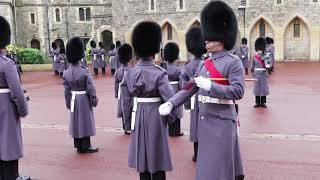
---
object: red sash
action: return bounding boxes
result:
[255,55,265,67]
[204,58,229,85]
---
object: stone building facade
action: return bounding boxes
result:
[1,0,320,61]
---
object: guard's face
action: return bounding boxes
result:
[205,41,223,53]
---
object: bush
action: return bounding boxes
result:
[17,48,45,64]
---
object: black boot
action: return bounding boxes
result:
[1,160,19,180]
[59,72,63,78]
[261,96,267,108]
[193,142,198,162]
[122,118,130,135]
[245,68,248,75]
[152,171,166,180]
[111,69,115,75]
[235,175,245,180]
[140,171,151,180]
[55,71,59,76]
[254,96,261,108]
[102,67,106,75]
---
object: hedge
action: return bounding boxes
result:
[17,48,45,64]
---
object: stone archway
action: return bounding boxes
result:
[249,18,274,57]
[100,30,113,52]
[31,39,40,50]
[161,21,179,45]
[55,39,65,49]
[284,17,310,60]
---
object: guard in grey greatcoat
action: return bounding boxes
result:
[109,43,117,75]
[182,26,207,162]
[114,43,133,135]
[121,21,175,180]
[115,41,121,69]
[270,38,275,72]
[50,42,60,76]
[80,51,87,67]
[63,37,99,153]
[90,41,99,76]
[252,37,270,108]
[98,42,107,75]
[159,2,245,180]
[266,37,273,75]
[163,42,184,137]
[240,38,250,74]
[0,16,31,180]
[57,47,67,78]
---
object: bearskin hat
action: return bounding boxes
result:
[265,37,271,45]
[131,21,162,58]
[118,43,133,65]
[255,37,266,52]
[90,40,96,48]
[0,16,11,49]
[99,42,104,48]
[163,42,179,63]
[66,37,85,64]
[110,43,115,50]
[241,38,248,45]
[200,1,238,50]
[185,26,206,58]
[52,42,57,49]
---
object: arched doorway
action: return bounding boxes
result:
[100,30,113,52]
[249,18,274,57]
[55,39,65,49]
[31,39,40,50]
[284,17,310,60]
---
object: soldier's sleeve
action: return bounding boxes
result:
[158,71,175,102]
[120,74,132,131]
[251,57,255,74]
[114,70,119,99]
[209,59,245,100]
[86,69,98,107]
[181,66,191,110]
[62,75,71,109]
[5,62,28,117]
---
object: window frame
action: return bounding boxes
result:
[30,13,36,24]
[78,7,92,22]
[293,19,301,38]
[55,8,61,23]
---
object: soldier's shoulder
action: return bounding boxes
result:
[81,65,88,70]
[154,64,167,72]
[1,55,15,66]
[228,53,240,61]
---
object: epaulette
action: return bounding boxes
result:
[154,64,167,72]
[228,53,240,60]
[1,55,14,64]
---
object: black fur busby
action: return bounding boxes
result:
[200,1,238,50]
[52,42,57,49]
[59,46,66,54]
[0,16,11,49]
[99,42,104,48]
[118,43,133,65]
[265,37,271,45]
[90,40,96,48]
[66,37,85,64]
[255,37,266,52]
[185,27,206,58]
[241,38,248,45]
[132,21,162,58]
[163,42,179,63]
[116,41,121,48]
[270,38,274,44]
[110,43,115,50]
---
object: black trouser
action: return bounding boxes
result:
[255,96,267,105]
[94,68,99,76]
[74,137,91,153]
[111,69,116,75]
[122,117,126,131]
[0,160,19,180]
[55,70,59,76]
[59,72,63,78]
[168,118,181,137]
[101,67,106,75]
[140,171,166,180]
[245,68,249,75]
[193,142,198,160]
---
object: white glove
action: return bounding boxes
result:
[159,102,173,116]
[185,109,191,113]
[194,76,212,91]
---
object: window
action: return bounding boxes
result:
[31,13,35,24]
[167,24,173,40]
[277,0,282,4]
[79,8,91,21]
[293,19,300,38]
[259,21,265,37]
[240,0,246,6]
[179,0,184,9]
[313,0,318,2]
[149,0,156,11]
[55,8,61,22]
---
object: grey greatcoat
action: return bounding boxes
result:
[0,52,28,161]
[98,48,107,68]
[240,44,250,68]
[168,50,245,180]
[252,54,269,96]
[266,44,275,67]
[57,53,67,73]
[109,49,118,70]
[50,49,60,71]
[121,59,175,173]
[166,62,183,120]
[114,65,129,118]
[90,48,100,69]
[181,58,202,142]
[80,52,87,67]
[63,64,98,138]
